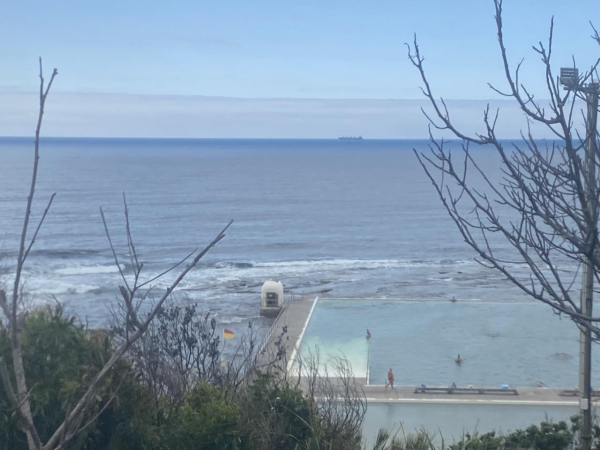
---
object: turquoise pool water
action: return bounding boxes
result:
[299,299,600,388]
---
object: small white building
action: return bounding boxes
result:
[260,280,284,317]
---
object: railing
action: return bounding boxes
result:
[366,341,371,385]
[414,387,519,396]
[559,389,600,397]
[256,292,308,357]
[288,292,302,302]
[257,299,290,356]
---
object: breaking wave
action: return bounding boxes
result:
[209,258,475,274]
[25,279,102,295]
[54,264,122,276]
[214,262,254,269]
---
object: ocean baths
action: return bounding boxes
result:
[263,297,600,438]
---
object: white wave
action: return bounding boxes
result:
[199,258,476,281]
[54,264,122,276]
[14,257,479,301]
[215,276,242,283]
[218,315,247,325]
[26,279,101,295]
[255,258,473,271]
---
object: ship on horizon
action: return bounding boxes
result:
[338,136,363,140]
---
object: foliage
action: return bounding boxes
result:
[371,428,439,450]
[372,417,600,450]
[122,302,222,402]
[448,416,600,450]
[12,303,600,450]
[0,304,365,450]
[0,305,120,450]
[163,382,242,449]
[504,421,572,450]
[85,376,160,450]
[243,373,313,450]
[295,351,366,450]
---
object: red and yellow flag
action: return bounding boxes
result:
[223,328,234,339]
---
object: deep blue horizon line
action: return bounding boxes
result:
[0,136,542,142]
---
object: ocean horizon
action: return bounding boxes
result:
[0,137,566,320]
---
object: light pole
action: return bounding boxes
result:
[560,67,599,449]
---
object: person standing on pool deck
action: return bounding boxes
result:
[386,368,394,389]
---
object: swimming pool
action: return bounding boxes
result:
[362,403,581,445]
[298,299,600,388]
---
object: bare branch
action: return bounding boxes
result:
[0,358,42,449]
[7,58,57,450]
[22,194,56,265]
[44,219,233,450]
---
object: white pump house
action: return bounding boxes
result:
[260,280,284,317]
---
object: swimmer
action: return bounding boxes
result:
[455,354,463,364]
[450,296,457,303]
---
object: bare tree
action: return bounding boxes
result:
[219,321,290,396]
[408,1,600,333]
[293,349,366,449]
[121,300,222,403]
[0,60,232,450]
[124,300,290,402]
[408,1,599,447]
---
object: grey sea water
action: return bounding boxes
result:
[0,138,568,331]
[1,137,591,390]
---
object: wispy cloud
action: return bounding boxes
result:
[0,91,572,139]
[0,85,25,93]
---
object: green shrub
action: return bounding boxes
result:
[0,305,156,450]
[243,373,313,450]
[163,382,241,450]
[0,305,116,449]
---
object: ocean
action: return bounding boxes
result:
[0,137,568,336]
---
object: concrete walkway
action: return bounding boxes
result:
[360,385,592,405]
[261,297,317,366]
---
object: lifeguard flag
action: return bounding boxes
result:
[223,328,234,339]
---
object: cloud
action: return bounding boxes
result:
[0,85,25,93]
[0,91,573,139]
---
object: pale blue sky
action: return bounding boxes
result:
[0,1,598,137]
[2,0,598,99]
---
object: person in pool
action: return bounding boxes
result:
[455,355,463,364]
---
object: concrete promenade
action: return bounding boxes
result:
[261,296,317,367]
[360,385,592,406]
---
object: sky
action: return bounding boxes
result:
[0,0,598,138]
